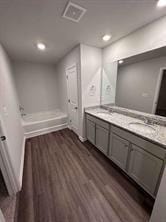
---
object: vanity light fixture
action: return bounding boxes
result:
[37,42,46,51]
[118,60,124,64]
[102,34,111,42]
[157,0,166,7]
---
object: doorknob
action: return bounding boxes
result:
[74,107,78,110]
[1,136,6,141]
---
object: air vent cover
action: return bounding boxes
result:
[62,2,87,23]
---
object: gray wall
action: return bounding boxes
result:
[116,56,166,113]
[0,44,24,190]
[13,61,60,114]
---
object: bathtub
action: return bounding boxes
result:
[22,110,68,138]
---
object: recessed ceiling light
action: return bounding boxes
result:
[102,34,111,42]
[37,42,46,51]
[118,60,124,64]
[157,0,166,7]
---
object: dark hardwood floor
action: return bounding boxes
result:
[16,129,153,222]
[0,170,17,222]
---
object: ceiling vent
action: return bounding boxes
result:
[62,2,87,23]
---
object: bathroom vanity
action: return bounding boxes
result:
[85,108,166,198]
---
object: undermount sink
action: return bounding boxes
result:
[97,111,112,117]
[129,122,156,134]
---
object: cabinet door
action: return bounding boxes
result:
[86,119,95,145]
[128,144,163,196]
[96,125,109,155]
[109,133,129,171]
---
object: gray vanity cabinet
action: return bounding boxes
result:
[86,119,95,145]
[86,114,109,154]
[109,133,129,171]
[86,113,165,197]
[96,125,109,155]
[128,144,163,196]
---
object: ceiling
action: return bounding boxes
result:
[0,0,166,64]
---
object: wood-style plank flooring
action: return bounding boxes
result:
[0,170,17,222]
[16,129,153,222]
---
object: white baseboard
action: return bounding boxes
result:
[79,136,87,142]
[18,136,26,190]
[25,123,68,139]
[18,123,68,191]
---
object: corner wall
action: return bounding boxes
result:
[80,44,102,139]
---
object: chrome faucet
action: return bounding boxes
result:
[109,108,114,113]
[143,116,154,125]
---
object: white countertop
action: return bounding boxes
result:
[85,108,166,148]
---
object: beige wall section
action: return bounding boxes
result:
[0,45,24,191]
[13,61,59,114]
[103,16,166,63]
[150,166,166,222]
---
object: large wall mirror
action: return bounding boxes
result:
[101,47,166,117]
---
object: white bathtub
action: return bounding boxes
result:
[22,110,68,138]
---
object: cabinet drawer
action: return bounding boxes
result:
[111,125,166,160]
[86,114,109,130]
[86,114,97,122]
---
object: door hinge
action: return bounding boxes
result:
[68,99,70,103]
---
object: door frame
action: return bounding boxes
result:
[66,63,79,135]
[0,119,18,195]
[152,67,166,114]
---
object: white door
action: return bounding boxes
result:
[0,122,16,195]
[66,64,79,134]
